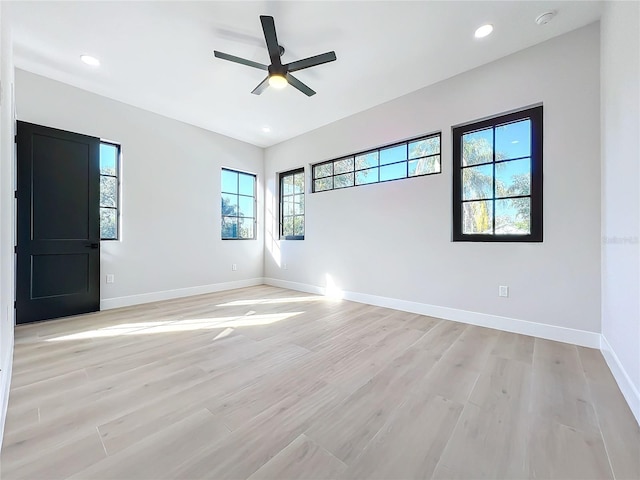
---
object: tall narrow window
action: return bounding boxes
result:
[280,168,305,240]
[99,142,120,240]
[452,105,543,242]
[221,168,256,240]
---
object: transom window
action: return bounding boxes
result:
[221,168,256,240]
[312,132,441,192]
[279,168,305,240]
[99,142,120,240]
[452,105,543,242]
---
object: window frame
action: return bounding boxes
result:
[99,141,121,241]
[279,167,305,240]
[311,132,442,193]
[452,105,543,242]
[221,168,257,240]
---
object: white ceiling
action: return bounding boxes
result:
[6,1,602,148]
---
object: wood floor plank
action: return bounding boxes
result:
[175,383,347,479]
[1,430,107,480]
[528,417,614,479]
[531,339,599,434]
[70,409,230,479]
[490,330,535,365]
[342,394,463,479]
[576,345,640,478]
[305,344,441,464]
[437,357,532,479]
[247,434,347,480]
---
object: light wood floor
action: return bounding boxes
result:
[1,285,638,479]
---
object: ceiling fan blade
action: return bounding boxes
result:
[285,51,337,73]
[260,16,282,66]
[214,51,268,71]
[251,77,270,95]
[286,73,316,97]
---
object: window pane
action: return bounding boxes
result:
[462,201,493,234]
[380,144,407,165]
[334,173,354,189]
[99,144,118,175]
[334,157,354,175]
[293,173,304,193]
[462,164,493,200]
[282,175,294,195]
[380,162,407,182]
[314,163,332,178]
[496,158,531,198]
[462,128,493,166]
[495,198,530,234]
[293,194,304,215]
[100,176,117,208]
[409,137,439,159]
[409,155,440,176]
[294,216,304,236]
[239,218,254,239]
[100,208,117,239]
[282,216,294,237]
[222,194,238,215]
[222,216,238,238]
[355,151,378,170]
[238,195,254,218]
[356,168,378,185]
[495,120,531,160]
[283,198,293,216]
[221,169,238,194]
[238,173,254,196]
[314,178,332,192]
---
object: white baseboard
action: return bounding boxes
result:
[100,278,265,310]
[0,333,14,450]
[600,335,640,426]
[264,277,601,348]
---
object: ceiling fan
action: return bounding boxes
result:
[213,15,337,97]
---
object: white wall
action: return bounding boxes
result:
[264,24,601,346]
[0,1,16,448]
[600,1,640,423]
[15,70,265,309]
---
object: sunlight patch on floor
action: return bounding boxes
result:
[216,296,325,307]
[46,312,304,342]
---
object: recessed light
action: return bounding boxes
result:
[262,126,271,133]
[474,24,494,39]
[80,55,100,67]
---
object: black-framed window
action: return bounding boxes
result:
[452,105,543,242]
[221,168,256,240]
[99,141,120,240]
[312,132,441,192]
[279,168,305,240]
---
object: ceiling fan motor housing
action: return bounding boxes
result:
[268,64,287,78]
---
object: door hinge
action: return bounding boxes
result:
[14,245,17,254]
[14,134,17,143]
[14,190,17,199]
[14,301,16,309]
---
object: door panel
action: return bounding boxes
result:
[16,121,100,324]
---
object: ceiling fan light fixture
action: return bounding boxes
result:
[268,74,288,89]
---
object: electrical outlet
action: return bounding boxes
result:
[283,263,288,270]
[106,274,115,284]
[232,264,237,271]
[499,286,509,297]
